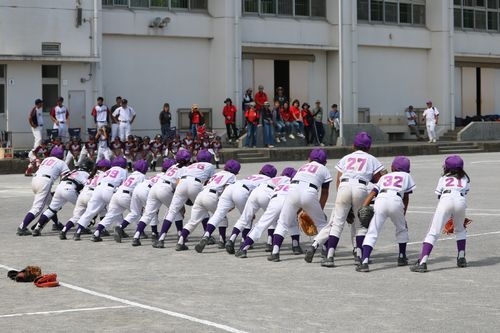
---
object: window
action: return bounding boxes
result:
[102,0,207,10]
[357,0,426,26]
[455,0,500,31]
[0,65,5,114]
[42,65,60,113]
[243,0,325,18]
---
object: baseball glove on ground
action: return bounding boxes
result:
[298,211,318,236]
[346,207,355,224]
[7,265,42,282]
[443,217,472,235]
[357,206,374,228]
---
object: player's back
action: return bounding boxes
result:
[36,157,70,180]
[100,166,128,188]
[182,162,215,183]
[238,174,270,192]
[292,161,332,188]
[336,150,384,182]
[376,171,415,197]
[205,170,237,193]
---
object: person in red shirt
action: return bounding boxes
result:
[189,104,204,140]
[254,85,268,112]
[222,98,238,143]
[290,99,305,139]
[244,102,259,148]
[301,102,315,145]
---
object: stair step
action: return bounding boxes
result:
[238,156,271,162]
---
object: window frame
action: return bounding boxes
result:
[102,0,207,11]
[357,0,426,26]
[242,0,326,19]
[41,65,61,113]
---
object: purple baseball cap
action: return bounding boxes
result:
[96,159,111,169]
[281,167,297,179]
[353,132,372,150]
[224,159,241,175]
[111,156,127,168]
[196,150,212,163]
[161,158,176,172]
[175,149,191,164]
[392,156,410,173]
[444,155,463,169]
[133,159,148,174]
[309,148,327,165]
[260,164,277,178]
[50,146,64,159]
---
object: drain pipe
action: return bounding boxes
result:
[234,1,242,130]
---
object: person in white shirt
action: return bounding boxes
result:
[405,105,424,141]
[112,98,136,141]
[92,97,110,129]
[422,100,439,143]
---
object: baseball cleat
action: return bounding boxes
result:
[292,245,304,255]
[235,249,247,258]
[304,246,316,263]
[52,223,64,231]
[225,240,235,254]
[151,233,158,242]
[207,236,216,245]
[114,226,124,243]
[267,253,280,262]
[265,243,272,252]
[16,227,32,236]
[457,257,467,268]
[101,229,110,237]
[355,263,370,272]
[217,241,226,249]
[32,228,41,237]
[175,243,188,251]
[410,261,428,273]
[397,256,409,266]
[152,239,165,248]
[195,237,208,253]
[91,235,103,242]
[59,231,67,240]
[321,257,335,268]
[73,232,81,241]
[131,238,141,247]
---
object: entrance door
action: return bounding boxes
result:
[68,90,86,133]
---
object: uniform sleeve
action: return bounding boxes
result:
[434,177,445,196]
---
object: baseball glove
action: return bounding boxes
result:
[357,206,374,228]
[7,265,42,282]
[443,217,472,235]
[298,210,318,236]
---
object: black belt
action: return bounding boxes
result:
[99,183,115,188]
[122,190,130,194]
[41,174,51,179]
[89,188,95,191]
[66,181,75,185]
[291,180,318,190]
[163,180,171,184]
[181,176,202,183]
[380,189,402,198]
[341,178,367,185]
[242,184,249,191]
[271,194,278,199]
[120,121,129,123]
[442,189,464,196]
[148,184,153,188]
[59,121,65,124]
[209,189,217,194]
[267,185,275,190]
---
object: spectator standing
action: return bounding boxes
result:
[110,96,122,140]
[159,102,172,140]
[29,98,44,149]
[112,98,136,141]
[91,97,110,129]
[254,84,268,112]
[406,105,424,141]
[423,100,439,143]
[242,88,253,111]
[244,102,259,148]
[301,103,315,145]
[50,97,69,141]
[189,104,204,140]
[274,86,288,107]
[313,100,325,146]
[327,104,340,145]
[261,101,275,148]
[222,98,238,142]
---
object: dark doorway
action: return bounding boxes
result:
[274,60,289,101]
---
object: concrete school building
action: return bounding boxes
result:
[1,0,500,149]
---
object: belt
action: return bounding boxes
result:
[99,183,115,188]
[380,189,402,198]
[41,174,51,179]
[59,121,65,124]
[148,184,153,188]
[122,190,130,194]
[120,120,129,123]
[271,194,278,199]
[242,184,249,191]
[181,176,202,183]
[162,180,171,184]
[442,189,464,196]
[291,180,318,190]
[267,185,275,190]
[89,188,95,191]
[66,181,75,185]
[341,178,367,185]
[209,189,217,194]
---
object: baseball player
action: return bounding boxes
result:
[423,100,439,143]
[316,132,386,267]
[410,155,470,273]
[124,151,190,246]
[17,147,70,236]
[59,159,111,240]
[194,164,278,253]
[65,136,83,169]
[267,149,331,262]
[78,136,97,165]
[25,140,50,177]
[112,98,136,141]
[356,156,416,272]
[31,159,94,236]
[110,136,124,158]
[234,167,298,258]
[225,167,295,254]
[91,96,110,129]
[150,134,165,171]
[71,156,128,240]
[175,159,241,251]
[91,160,148,242]
[96,126,112,163]
[123,135,137,171]
[153,150,215,248]
[50,97,69,141]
